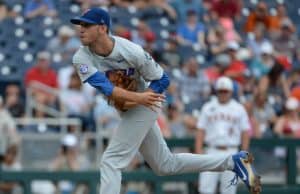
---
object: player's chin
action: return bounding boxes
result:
[80,40,90,46]
[80,38,91,46]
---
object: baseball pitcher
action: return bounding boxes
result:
[70,8,261,194]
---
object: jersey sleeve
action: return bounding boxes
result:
[72,48,98,82]
[121,39,163,81]
[137,50,163,81]
[239,106,251,131]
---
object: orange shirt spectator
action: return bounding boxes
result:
[291,87,300,102]
[269,4,295,33]
[244,2,273,33]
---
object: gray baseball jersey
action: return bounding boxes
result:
[72,35,235,194]
[73,36,163,92]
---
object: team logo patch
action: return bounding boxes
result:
[79,64,88,74]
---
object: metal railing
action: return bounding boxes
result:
[25,81,63,118]
[1,138,300,194]
[15,117,82,133]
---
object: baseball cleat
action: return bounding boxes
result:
[231,151,262,194]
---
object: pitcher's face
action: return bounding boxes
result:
[78,22,107,45]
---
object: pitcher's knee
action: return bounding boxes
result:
[154,167,172,176]
[100,155,117,170]
[152,160,175,176]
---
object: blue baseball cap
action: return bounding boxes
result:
[70,8,110,29]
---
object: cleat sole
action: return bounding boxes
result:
[250,175,262,194]
[247,154,261,194]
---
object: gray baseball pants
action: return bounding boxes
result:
[100,106,233,194]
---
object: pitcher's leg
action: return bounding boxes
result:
[100,106,157,194]
[220,171,237,194]
[198,172,219,194]
[139,122,233,175]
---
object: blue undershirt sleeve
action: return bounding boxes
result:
[149,72,170,93]
[85,71,115,97]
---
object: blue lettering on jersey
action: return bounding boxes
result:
[105,68,135,77]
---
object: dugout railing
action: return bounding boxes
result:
[0,138,300,194]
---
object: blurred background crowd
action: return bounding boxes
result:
[1,0,300,194]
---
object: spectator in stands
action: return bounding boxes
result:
[167,104,191,138]
[218,17,241,43]
[271,19,298,59]
[3,84,25,118]
[47,25,80,66]
[113,25,132,40]
[131,21,156,49]
[25,51,58,111]
[274,97,300,138]
[249,42,275,79]
[24,0,57,19]
[161,37,182,68]
[247,24,272,59]
[0,96,20,156]
[74,0,109,11]
[60,72,94,132]
[204,53,231,84]
[210,0,242,20]
[171,0,203,22]
[206,25,228,56]
[287,68,300,90]
[224,41,248,84]
[57,67,95,111]
[288,68,300,100]
[108,0,134,8]
[0,96,21,193]
[270,3,295,34]
[243,101,261,138]
[258,62,290,114]
[0,145,22,194]
[291,86,300,102]
[176,57,211,111]
[252,92,277,137]
[147,0,177,21]
[176,10,206,49]
[165,81,183,108]
[25,51,57,89]
[244,2,272,33]
[0,0,17,21]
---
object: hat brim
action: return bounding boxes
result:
[70,16,98,25]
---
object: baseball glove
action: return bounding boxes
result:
[106,70,138,111]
